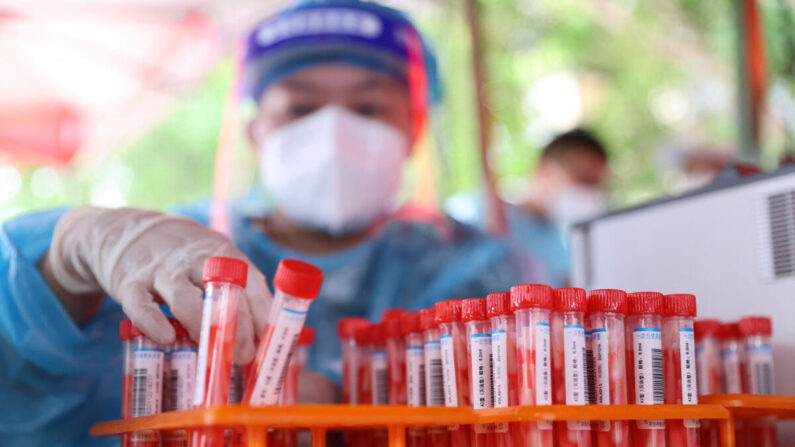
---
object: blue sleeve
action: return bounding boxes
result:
[0,208,123,446]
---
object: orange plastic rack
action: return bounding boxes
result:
[90,394,791,447]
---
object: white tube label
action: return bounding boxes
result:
[634,328,664,429]
[469,333,493,410]
[721,346,742,393]
[371,350,389,405]
[440,334,459,407]
[165,348,197,411]
[564,325,590,431]
[248,306,307,406]
[406,344,426,406]
[746,343,774,395]
[424,339,444,406]
[592,328,611,431]
[491,329,509,408]
[535,322,553,430]
[679,328,700,428]
[132,348,164,417]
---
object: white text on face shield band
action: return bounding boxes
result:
[260,105,409,236]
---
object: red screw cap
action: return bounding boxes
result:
[738,316,772,336]
[665,294,697,317]
[273,259,323,299]
[587,289,627,314]
[354,325,371,345]
[419,308,437,331]
[554,288,587,312]
[338,317,369,339]
[627,292,665,315]
[297,327,315,346]
[694,319,721,338]
[434,299,463,325]
[400,312,422,336]
[718,322,741,340]
[119,319,132,341]
[129,322,146,339]
[486,292,511,318]
[171,318,190,340]
[461,297,488,322]
[382,308,408,339]
[203,256,248,288]
[510,284,553,311]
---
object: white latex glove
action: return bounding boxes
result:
[48,206,272,364]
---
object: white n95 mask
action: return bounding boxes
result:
[259,105,409,235]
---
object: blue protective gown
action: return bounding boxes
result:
[0,204,518,446]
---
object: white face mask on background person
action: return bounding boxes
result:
[258,105,410,235]
[547,184,606,226]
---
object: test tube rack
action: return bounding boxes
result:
[91,393,793,447]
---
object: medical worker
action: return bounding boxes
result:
[0,1,517,446]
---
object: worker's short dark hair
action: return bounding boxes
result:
[541,128,607,162]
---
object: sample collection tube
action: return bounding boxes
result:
[551,288,591,447]
[487,292,520,447]
[163,319,198,447]
[270,326,315,447]
[435,299,471,446]
[120,320,133,447]
[368,323,389,406]
[382,309,408,405]
[694,319,722,446]
[626,292,665,447]
[130,322,164,447]
[511,284,554,447]
[662,294,699,447]
[587,289,629,447]
[419,308,450,447]
[401,312,427,447]
[738,316,777,447]
[244,259,323,406]
[718,323,743,394]
[461,297,496,447]
[338,317,370,405]
[191,257,247,447]
[353,325,373,408]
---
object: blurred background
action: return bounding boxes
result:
[1,0,794,220]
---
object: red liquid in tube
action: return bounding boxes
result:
[511,284,554,447]
[435,299,471,447]
[338,317,370,405]
[694,319,722,446]
[718,322,747,444]
[487,292,521,447]
[402,312,427,447]
[120,320,133,447]
[662,294,700,447]
[626,292,665,447]
[383,309,408,405]
[552,288,592,447]
[587,289,630,447]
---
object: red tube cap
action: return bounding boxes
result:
[129,322,146,339]
[338,317,369,339]
[694,319,721,338]
[298,327,315,345]
[382,308,408,339]
[738,316,772,336]
[273,259,323,299]
[400,312,422,336]
[203,256,248,288]
[510,284,553,311]
[486,292,511,318]
[665,294,697,317]
[587,289,627,314]
[434,299,462,324]
[419,308,437,331]
[627,292,664,315]
[461,297,487,322]
[554,288,587,312]
[354,325,370,345]
[718,322,741,340]
[119,319,132,341]
[171,318,190,340]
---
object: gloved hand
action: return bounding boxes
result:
[47,206,272,364]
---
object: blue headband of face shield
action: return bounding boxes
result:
[240,0,441,104]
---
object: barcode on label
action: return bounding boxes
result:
[747,344,775,395]
[132,368,149,417]
[429,358,444,406]
[167,370,178,411]
[374,367,388,405]
[651,348,663,404]
[585,347,595,405]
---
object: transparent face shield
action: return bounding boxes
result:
[206,25,447,240]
